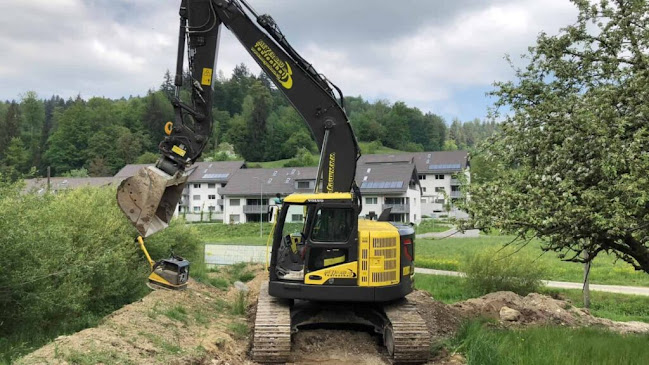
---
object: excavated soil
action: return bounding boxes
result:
[17,267,649,365]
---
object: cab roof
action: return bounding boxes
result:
[283,192,352,203]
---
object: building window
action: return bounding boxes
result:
[230,214,240,223]
[292,214,304,221]
[208,194,216,200]
[193,206,200,212]
[208,183,216,189]
[208,206,216,211]
[435,187,445,193]
[246,198,268,206]
[435,198,445,204]
[297,181,311,189]
[193,183,201,188]
[418,174,426,180]
[421,198,427,203]
[178,206,182,212]
[230,199,240,206]
[451,186,461,192]
[193,194,201,200]
[422,187,427,192]
[385,197,405,205]
[365,197,377,205]
[221,183,225,187]
[435,174,444,180]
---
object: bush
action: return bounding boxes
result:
[0,184,202,361]
[463,246,545,296]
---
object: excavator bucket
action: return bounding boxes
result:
[117,166,188,237]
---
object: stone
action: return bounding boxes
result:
[234,281,249,292]
[499,306,521,322]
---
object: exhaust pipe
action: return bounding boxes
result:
[116,166,188,237]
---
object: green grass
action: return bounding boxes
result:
[163,305,189,324]
[246,143,407,169]
[415,274,649,323]
[358,141,407,154]
[416,219,452,234]
[416,236,649,286]
[226,322,249,340]
[61,347,135,365]
[541,288,649,323]
[452,320,649,365]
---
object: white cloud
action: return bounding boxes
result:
[0,0,578,121]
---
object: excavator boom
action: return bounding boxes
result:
[117,0,360,236]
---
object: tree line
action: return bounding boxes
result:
[0,64,496,179]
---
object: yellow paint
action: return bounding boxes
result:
[201,68,213,86]
[283,192,352,203]
[164,121,173,135]
[137,236,154,270]
[250,40,293,89]
[326,152,336,193]
[305,261,357,285]
[357,220,400,287]
[323,255,345,267]
[171,145,186,157]
[403,265,411,276]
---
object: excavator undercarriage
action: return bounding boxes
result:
[253,283,430,363]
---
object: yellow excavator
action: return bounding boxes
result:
[117,0,430,362]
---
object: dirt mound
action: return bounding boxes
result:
[453,291,649,334]
[18,269,647,365]
[18,265,267,365]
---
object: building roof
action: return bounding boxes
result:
[114,164,152,177]
[220,167,318,196]
[24,177,124,194]
[356,163,419,194]
[187,160,246,183]
[358,151,468,173]
[114,160,245,183]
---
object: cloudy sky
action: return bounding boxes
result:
[0,0,578,122]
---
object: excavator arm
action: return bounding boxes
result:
[117,0,360,237]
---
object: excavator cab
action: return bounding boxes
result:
[273,194,357,282]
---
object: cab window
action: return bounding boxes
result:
[310,208,354,242]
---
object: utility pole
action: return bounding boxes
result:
[260,180,263,237]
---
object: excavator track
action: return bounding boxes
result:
[252,283,291,363]
[383,299,431,364]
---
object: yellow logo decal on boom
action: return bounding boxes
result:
[326,152,336,193]
[251,40,293,89]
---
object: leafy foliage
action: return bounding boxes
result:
[463,247,545,296]
[464,0,649,273]
[0,185,202,361]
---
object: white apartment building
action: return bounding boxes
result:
[359,151,470,218]
[220,167,318,224]
[357,163,422,224]
[220,164,422,225]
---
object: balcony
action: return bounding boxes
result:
[243,205,269,214]
[382,203,410,213]
[450,191,462,198]
[450,178,460,185]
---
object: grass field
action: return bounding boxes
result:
[193,223,649,286]
[416,236,649,286]
[246,142,407,168]
[450,320,649,365]
[414,274,649,323]
[415,219,451,234]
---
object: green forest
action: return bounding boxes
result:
[0,64,497,180]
